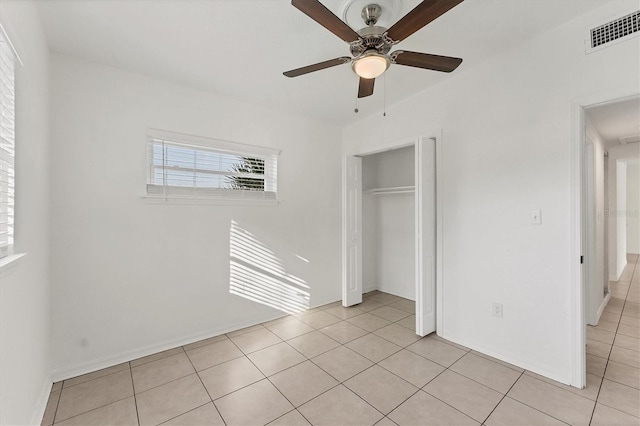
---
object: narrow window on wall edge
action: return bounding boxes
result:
[146,129,279,204]
[0,25,17,259]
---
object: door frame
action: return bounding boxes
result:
[342,134,442,337]
[584,133,611,326]
[570,88,639,389]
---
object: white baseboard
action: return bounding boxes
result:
[596,292,612,323]
[51,298,340,382]
[616,260,627,281]
[375,285,415,301]
[52,314,282,381]
[362,284,376,294]
[439,332,572,386]
[610,269,623,281]
[31,377,52,425]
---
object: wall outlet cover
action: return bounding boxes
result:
[492,302,503,318]
[530,210,542,225]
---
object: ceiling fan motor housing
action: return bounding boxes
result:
[350,25,392,56]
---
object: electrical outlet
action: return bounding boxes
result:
[492,302,503,318]
[530,210,542,225]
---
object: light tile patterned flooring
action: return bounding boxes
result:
[42,256,639,425]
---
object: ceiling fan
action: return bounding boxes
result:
[284,0,464,98]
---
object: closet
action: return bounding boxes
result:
[361,145,416,301]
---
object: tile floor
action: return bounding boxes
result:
[41,256,639,425]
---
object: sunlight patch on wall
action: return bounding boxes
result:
[229,220,310,314]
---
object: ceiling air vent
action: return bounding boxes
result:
[619,135,640,145]
[586,10,639,54]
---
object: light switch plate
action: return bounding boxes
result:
[531,210,542,225]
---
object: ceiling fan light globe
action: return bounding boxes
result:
[353,54,389,79]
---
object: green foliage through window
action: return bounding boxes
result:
[226,157,265,191]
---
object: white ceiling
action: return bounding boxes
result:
[37,0,608,126]
[586,97,640,148]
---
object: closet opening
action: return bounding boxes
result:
[362,146,416,301]
[342,137,437,336]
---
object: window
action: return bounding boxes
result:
[0,27,15,259]
[146,130,279,202]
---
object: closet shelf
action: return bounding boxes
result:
[363,186,415,195]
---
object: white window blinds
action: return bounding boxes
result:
[0,28,15,257]
[146,130,278,201]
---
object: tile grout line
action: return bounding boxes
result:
[48,287,636,425]
[588,255,638,425]
[182,344,229,426]
[51,367,135,425]
[423,351,500,424]
[479,370,526,425]
[281,298,488,424]
[128,362,141,426]
[50,395,135,425]
[284,347,385,424]
[156,402,212,426]
[266,408,308,426]
[58,364,131,390]
[224,332,311,425]
[370,337,480,425]
[50,383,62,425]
[276,317,417,423]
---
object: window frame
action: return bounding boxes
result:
[0,23,18,260]
[144,129,280,205]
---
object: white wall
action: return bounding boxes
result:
[0,1,51,424]
[49,54,342,378]
[343,2,640,384]
[608,143,640,279]
[627,162,639,254]
[362,146,415,299]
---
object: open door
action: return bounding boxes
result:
[416,138,436,336]
[342,156,363,306]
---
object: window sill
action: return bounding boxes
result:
[140,194,280,207]
[0,252,27,271]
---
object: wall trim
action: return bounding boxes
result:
[441,332,571,385]
[362,284,376,294]
[596,292,612,324]
[617,259,628,282]
[609,270,623,281]
[51,298,340,382]
[30,378,52,425]
[375,285,415,302]
[435,131,444,337]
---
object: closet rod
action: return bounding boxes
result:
[363,186,415,195]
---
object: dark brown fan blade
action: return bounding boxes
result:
[386,0,464,43]
[392,51,462,73]
[283,57,351,77]
[358,78,375,98]
[291,0,362,43]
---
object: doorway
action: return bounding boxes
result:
[572,93,640,388]
[342,137,437,337]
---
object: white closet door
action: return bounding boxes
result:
[343,156,363,306]
[416,138,436,336]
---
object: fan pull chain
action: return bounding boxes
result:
[383,73,387,117]
[354,94,359,114]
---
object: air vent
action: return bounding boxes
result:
[586,10,639,53]
[619,135,640,145]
